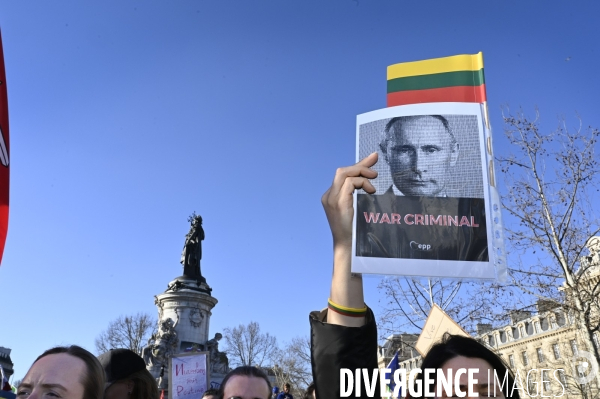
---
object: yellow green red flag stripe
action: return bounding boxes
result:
[387,52,487,107]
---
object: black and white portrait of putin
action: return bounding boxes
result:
[379,115,459,197]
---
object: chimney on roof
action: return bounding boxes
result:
[536,299,560,313]
[509,310,532,324]
[476,323,493,334]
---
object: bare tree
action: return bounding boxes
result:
[95,313,156,355]
[271,336,312,396]
[377,277,510,336]
[222,321,278,368]
[498,108,600,382]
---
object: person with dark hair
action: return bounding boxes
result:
[415,333,519,399]
[16,345,105,399]
[219,366,272,399]
[276,383,292,399]
[302,382,315,399]
[201,388,219,399]
[97,348,159,399]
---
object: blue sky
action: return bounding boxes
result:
[1,0,599,380]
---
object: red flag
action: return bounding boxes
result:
[160,390,164,399]
[0,30,9,265]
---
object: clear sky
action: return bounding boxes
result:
[1,0,599,380]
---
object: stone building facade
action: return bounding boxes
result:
[379,305,599,398]
[476,302,599,398]
[378,238,600,399]
[377,333,419,370]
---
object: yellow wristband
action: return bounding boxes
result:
[328,298,367,317]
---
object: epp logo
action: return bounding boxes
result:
[410,241,432,251]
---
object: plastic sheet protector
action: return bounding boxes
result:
[351,102,507,281]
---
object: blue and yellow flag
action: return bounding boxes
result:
[385,351,401,398]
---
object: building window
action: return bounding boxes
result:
[512,327,520,340]
[525,322,534,335]
[508,354,515,368]
[537,348,545,363]
[528,376,537,394]
[570,340,578,355]
[540,317,549,331]
[522,351,529,366]
[552,343,561,360]
[500,330,507,343]
[542,370,551,392]
[556,312,566,327]
[558,369,567,387]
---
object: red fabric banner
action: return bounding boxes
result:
[0,31,10,264]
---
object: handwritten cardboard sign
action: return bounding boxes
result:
[169,352,210,399]
[415,304,469,356]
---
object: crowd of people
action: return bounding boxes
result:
[13,152,517,399]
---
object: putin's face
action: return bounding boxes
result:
[383,116,459,197]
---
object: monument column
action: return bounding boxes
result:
[154,279,217,352]
[143,214,227,398]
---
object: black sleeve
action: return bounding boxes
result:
[309,307,380,399]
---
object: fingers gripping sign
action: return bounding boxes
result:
[321,152,379,247]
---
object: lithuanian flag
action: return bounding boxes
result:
[387,52,486,107]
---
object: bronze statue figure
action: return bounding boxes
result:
[180,213,205,282]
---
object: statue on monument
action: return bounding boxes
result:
[181,212,206,283]
[142,318,179,367]
[206,332,229,374]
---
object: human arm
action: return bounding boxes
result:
[320,152,378,326]
[309,153,380,398]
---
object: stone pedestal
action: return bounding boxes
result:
[146,277,218,398]
[155,277,217,349]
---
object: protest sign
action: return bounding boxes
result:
[352,102,506,280]
[415,304,469,356]
[169,352,210,399]
[351,53,506,281]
